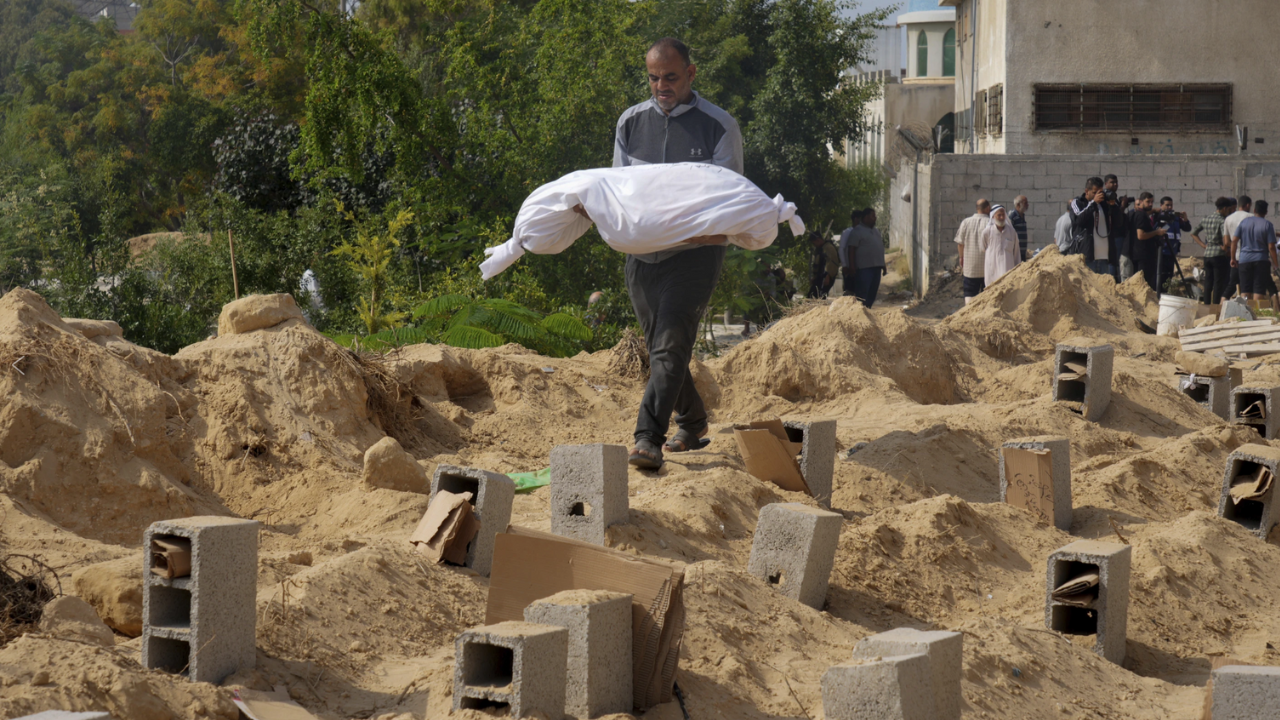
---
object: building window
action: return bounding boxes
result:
[975,89,987,136]
[1033,84,1233,131]
[916,32,928,77]
[987,84,1003,136]
[942,29,956,77]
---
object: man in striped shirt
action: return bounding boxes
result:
[1191,197,1232,304]
[955,198,991,305]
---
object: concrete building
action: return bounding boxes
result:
[844,0,956,168]
[942,0,1280,156]
[71,0,139,32]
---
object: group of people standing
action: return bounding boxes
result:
[808,207,887,308]
[1190,195,1276,303]
[954,196,1029,304]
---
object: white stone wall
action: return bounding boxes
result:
[891,154,1280,281]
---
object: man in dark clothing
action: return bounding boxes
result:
[1153,196,1192,294]
[838,209,865,295]
[1102,174,1130,281]
[808,232,839,299]
[1067,177,1109,274]
[1008,195,1030,261]
[611,37,743,469]
[1132,192,1166,293]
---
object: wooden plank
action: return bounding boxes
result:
[1178,322,1279,342]
[1183,335,1280,353]
[1182,330,1280,351]
[1223,342,1280,354]
[1172,317,1274,335]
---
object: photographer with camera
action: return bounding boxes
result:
[1102,175,1132,281]
[1067,177,1110,275]
[1153,196,1192,293]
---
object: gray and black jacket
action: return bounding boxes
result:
[613,92,744,263]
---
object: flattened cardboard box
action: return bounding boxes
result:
[408,490,480,565]
[486,526,685,710]
[733,419,810,494]
[1001,447,1055,525]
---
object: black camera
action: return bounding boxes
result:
[1104,189,1118,201]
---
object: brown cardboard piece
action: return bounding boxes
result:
[1229,466,1273,504]
[1239,400,1266,420]
[1058,361,1089,382]
[233,686,321,720]
[408,490,480,564]
[1051,572,1099,607]
[1202,657,1252,720]
[1001,447,1055,525]
[149,536,192,579]
[486,526,685,711]
[732,419,809,494]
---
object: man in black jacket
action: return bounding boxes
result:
[1067,177,1110,274]
[1102,174,1130,280]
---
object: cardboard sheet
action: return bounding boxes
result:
[233,686,321,720]
[1229,466,1274,504]
[1239,400,1267,419]
[1001,448,1055,525]
[1058,361,1089,382]
[486,526,685,710]
[150,536,192,579]
[408,490,479,564]
[1052,572,1099,607]
[732,419,809,494]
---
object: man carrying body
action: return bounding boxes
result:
[955,199,991,305]
[1231,200,1277,301]
[1067,177,1110,275]
[1008,195,1030,261]
[843,208,887,308]
[1192,197,1233,304]
[611,37,743,469]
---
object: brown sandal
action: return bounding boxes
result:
[664,427,711,453]
[629,438,664,469]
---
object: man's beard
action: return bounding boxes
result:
[995,220,1006,229]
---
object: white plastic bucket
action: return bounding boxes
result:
[1157,294,1198,336]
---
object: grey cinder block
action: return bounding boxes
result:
[142,516,259,684]
[1211,665,1280,720]
[1216,443,1280,540]
[784,419,837,507]
[431,464,516,576]
[1053,341,1113,422]
[852,628,962,720]
[524,590,633,719]
[454,621,569,719]
[998,435,1073,531]
[822,653,934,720]
[13,707,112,712]
[1231,386,1280,440]
[549,444,628,546]
[1180,371,1236,421]
[1044,540,1131,665]
[747,503,843,609]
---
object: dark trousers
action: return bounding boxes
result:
[841,267,856,295]
[851,267,882,308]
[1141,248,1161,293]
[1227,265,1240,299]
[626,246,725,445]
[1203,255,1230,304]
[808,274,834,299]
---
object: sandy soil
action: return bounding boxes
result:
[1,246,1277,720]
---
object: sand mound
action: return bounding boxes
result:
[711,296,960,411]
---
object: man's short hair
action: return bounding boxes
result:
[850,208,864,223]
[1104,174,1118,183]
[1138,191,1155,202]
[1085,176,1104,190]
[1160,196,1173,205]
[1256,200,1269,216]
[1240,194,1253,209]
[1215,196,1232,210]
[863,207,876,216]
[648,37,691,65]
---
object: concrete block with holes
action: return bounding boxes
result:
[822,653,934,720]
[14,707,112,712]
[1216,443,1280,540]
[1210,665,1280,720]
[783,419,837,507]
[1180,371,1237,421]
[1052,341,1113,422]
[549,444,628,546]
[141,516,259,684]
[431,464,516,577]
[998,435,1073,531]
[453,621,568,719]
[524,590,633,718]
[747,503,842,609]
[852,628,962,720]
[1231,386,1280,440]
[1044,540,1131,665]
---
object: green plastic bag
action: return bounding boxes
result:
[508,468,550,493]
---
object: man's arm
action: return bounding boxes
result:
[1231,233,1242,267]
[1191,222,1207,249]
[612,114,630,168]
[712,117,745,175]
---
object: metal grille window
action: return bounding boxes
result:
[987,84,1003,136]
[1034,84,1232,131]
[975,89,987,136]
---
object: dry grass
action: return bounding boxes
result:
[782,298,829,318]
[336,348,432,452]
[0,554,60,648]
[607,327,649,380]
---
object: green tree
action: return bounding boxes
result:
[329,204,415,334]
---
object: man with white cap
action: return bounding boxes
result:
[980,204,1021,285]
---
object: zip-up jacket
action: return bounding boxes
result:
[1067,194,1107,263]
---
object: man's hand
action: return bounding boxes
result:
[881,267,888,276]
[572,204,592,222]
[684,234,727,245]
